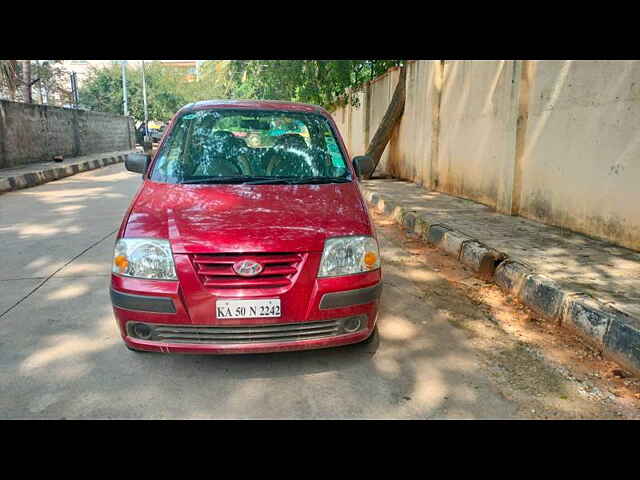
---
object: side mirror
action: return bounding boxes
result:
[352,155,374,179]
[125,153,150,175]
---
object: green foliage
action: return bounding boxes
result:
[0,60,18,96]
[179,61,227,102]
[79,62,189,122]
[79,61,231,122]
[78,60,402,121]
[1,60,70,104]
[222,60,402,110]
[33,61,73,104]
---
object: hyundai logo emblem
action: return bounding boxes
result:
[233,260,263,277]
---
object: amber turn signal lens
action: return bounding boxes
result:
[114,255,129,273]
[364,251,378,269]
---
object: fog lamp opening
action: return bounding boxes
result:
[132,323,152,340]
[342,316,362,333]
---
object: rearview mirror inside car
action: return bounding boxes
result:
[125,153,150,175]
[352,155,374,179]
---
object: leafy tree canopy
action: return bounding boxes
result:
[1,60,70,104]
[78,60,402,122]
[220,60,402,110]
[79,62,191,122]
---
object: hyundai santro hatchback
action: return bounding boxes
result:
[111,100,382,354]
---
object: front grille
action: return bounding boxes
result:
[191,252,304,291]
[132,320,342,344]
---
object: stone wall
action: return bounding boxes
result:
[0,100,135,169]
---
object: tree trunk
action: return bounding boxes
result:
[21,60,32,103]
[364,64,406,179]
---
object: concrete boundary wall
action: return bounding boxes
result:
[0,100,136,169]
[331,60,640,251]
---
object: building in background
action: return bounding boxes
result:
[158,60,199,82]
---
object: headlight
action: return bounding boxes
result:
[318,236,380,277]
[112,238,177,280]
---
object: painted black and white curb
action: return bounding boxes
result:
[0,153,131,194]
[363,186,640,376]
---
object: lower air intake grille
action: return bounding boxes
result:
[129,320,342,344]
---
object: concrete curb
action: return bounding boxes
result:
[519,273,567,322]
[563,295,617,348]
[494,260,531,295]
[364,185,640,376]
[0,153,130,195]
[460,240,507,281]
[401,211,419,232]
[603,311,640,375]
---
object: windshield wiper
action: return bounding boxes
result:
[289,176,352,184]
[180,176,352,185]
[180,176,254,184]
[243,178,296,185]
[244,176,351,185]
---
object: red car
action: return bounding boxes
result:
[111,100,381,354]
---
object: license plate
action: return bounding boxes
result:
[216,299,281,319]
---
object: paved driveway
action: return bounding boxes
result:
[2,164,629,419]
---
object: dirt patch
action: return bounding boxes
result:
[373,210,640,419]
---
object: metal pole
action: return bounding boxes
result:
[121,60,129,116]
[141,60,149,127]
[73,73,79,106]
[69,72,75,107]
[141,60,151,153]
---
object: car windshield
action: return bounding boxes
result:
[150,109,351,184]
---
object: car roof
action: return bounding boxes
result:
[182,99,329,116]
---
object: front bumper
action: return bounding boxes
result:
[111,268,381,354]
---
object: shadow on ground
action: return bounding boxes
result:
[1,164,625,419]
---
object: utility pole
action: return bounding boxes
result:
[74,72,79,106]
[75,72,79,106]
[141,60,152,153]
[121,60,129,116]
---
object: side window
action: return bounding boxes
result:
[151,114,193,181]
[317,120,347,175]
[324,133,343,168]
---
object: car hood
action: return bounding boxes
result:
[124,181,372,253]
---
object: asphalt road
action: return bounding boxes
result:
[2,163,629,419]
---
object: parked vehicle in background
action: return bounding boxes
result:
[149,125,164,142]
[134,122,146,146]
[111,100,381,355]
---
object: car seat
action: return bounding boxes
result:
[191,130,248,176]
[266,133,322,177]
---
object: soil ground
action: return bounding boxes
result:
[373,209,640,419]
